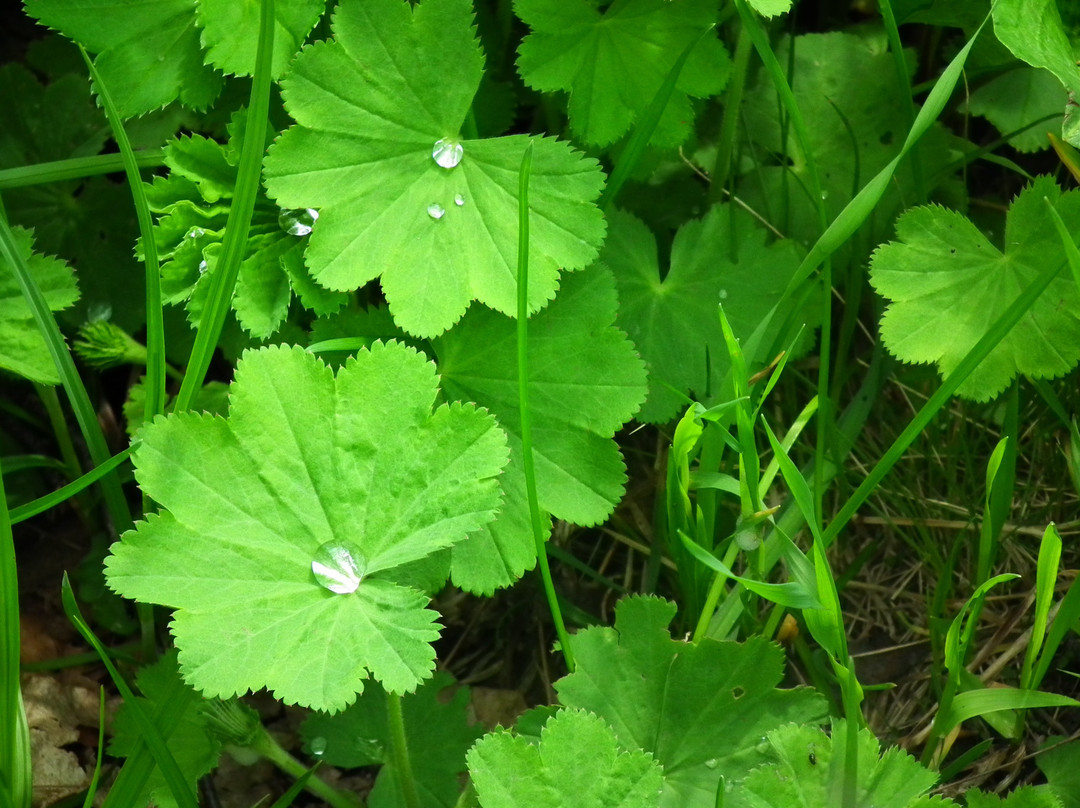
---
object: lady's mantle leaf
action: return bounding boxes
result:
[148,120,348,338]
[869,176,1080,401]
[263,0,606,339]
[435,266,647,593]
[302,672,483,808]
[23,0,222,117]
[195,0,325,78]
[601,206,812,423]
[554,597,827,808]
[0,226,79,385]
[515,0,731,148]
[467,709,664,808]
[731,720,947,808]
[105,343,509,711]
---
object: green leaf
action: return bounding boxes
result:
[302,672,482,808]
[1038,737,1080,808]
[515,0,730,148]
[746,0,792,17]
[109,650,221,808]
[967,68,1065,153]
[148,122,348,338]
[868,176,1080,401]
[23,0,223,117]
[600,206,811,423]
[729,720,949,808]
[467,709,664,808]
[195,0,324,78]
[436,266,648,593]
[553,596,828,808]
[0,226,79,384]
[992,0,1080,100]
[964,786,1064,808]
[105,343,509,710]
[263,0,606,338]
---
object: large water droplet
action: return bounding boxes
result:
[309,736,327,757]
[432,138,463,169]
[454,193,465,207]
[427,203,446,220]
[311,540,367,594]
[279,208,319,237]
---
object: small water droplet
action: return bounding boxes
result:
[310,736,327,757]
[427,203,446,220]
[454,193,465,207]
[198,259,208,275]
[820,189,829,200]
[311,540,367,594]
[718,289,728,300]
[432,138,463,169]
[755,737,770,754]
[186,227,206,240]
[704,758,718,770]
[279,207,319,237]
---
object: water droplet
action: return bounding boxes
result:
[279,207,319,237]
[427,203,446,220]
[186,227,206,240]
[198,259,208,275]
[820,189,829,200]
[704,758,718,770]
[718,289,728,300]
[454,193,465,207]
[310,736,327,757]
[755,737,770,754]
[311,540,367,594]
[432,138,463,169]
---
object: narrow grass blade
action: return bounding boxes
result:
[81,688,107,808]
[0,151,165,190]
[268,763,323,808]
[600,24,714,210]
[1022,523,1063,689]
[0,214,132,533]
[61,574,197,808]
[937,687,1080,739]
[878,0,925,202]
[78,45,166,422]
[1033,570,1080,686]
[175,0,275,412]
[821,243,1071,548]
[1045,188,1080,295]
[515,140,573,671]
[9,445,134,525]
[1050,131,1080,184]
[0,460,31,808]
[679,530,821,609]
[782,12,990,298]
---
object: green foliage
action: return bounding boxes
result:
[109,650,221,808]
[195,0,325,78]
[263,0,606,338]
[553,597,828,808]
[302,673,482,808]
[23,0,223,117]
[869,176,1080,400]
[105,343,509,710]
[600,205,810,423]
[0,225,79,384]
[468,708,664,808]
[1038,737,1080,808]
[436,266,648,592]
[964,786,1063,808]
[515,0,731,147]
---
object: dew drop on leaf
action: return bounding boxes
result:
[718,289,728,300]
[454,193,465,207]
[186,227,206,240]
[427,203,446,220]
[309,736,327,757]
[432,138,463,169]
[311,540,367,594]
[704,758,718,770]
[278,207,319,237]
[198,259,208,275]
[755,737,770,754]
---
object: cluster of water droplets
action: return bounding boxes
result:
[427,139,466,220]
[279,207,319,237]
[311,539,368,594]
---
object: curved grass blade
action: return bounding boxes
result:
[61,573,197,808]
[0,151,164,190]
[9,445,134,525]
[174,0,275,412]
[78,45,165,421]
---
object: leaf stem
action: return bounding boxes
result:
[386,691,421,808]
[516,140,575,672]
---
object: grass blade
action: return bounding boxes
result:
[0,151,165,190]
[9,445,134,525]
[174,0,275,412]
